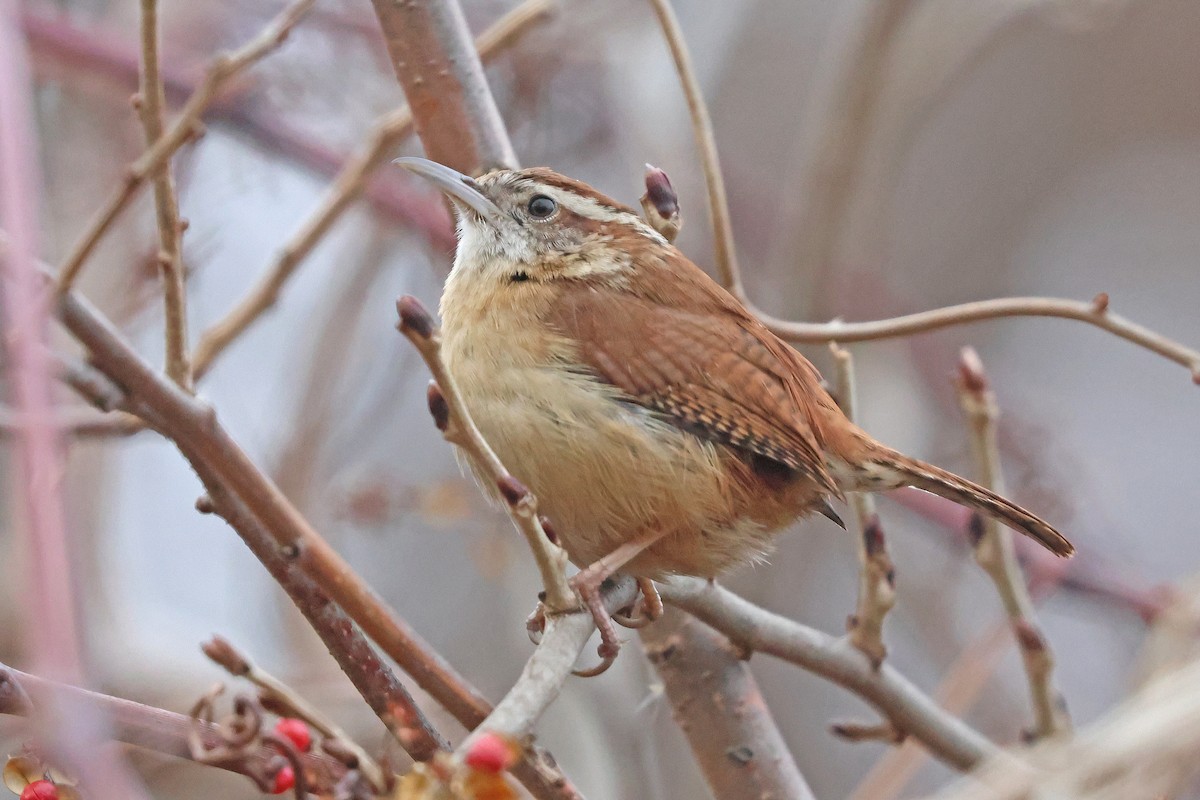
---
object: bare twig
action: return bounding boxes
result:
[831,344,896,667]
[190,0,555,379]
[135,0,191,388]
[0,664,348,792]
[0,406,144,438]
[368,0,518,174]
[660,577,997,771]
[202,636,385,789]
[396,296,575,613]
[56,0,316,291]
[457,578,637,752]
[754,295,1200,383]
[955,347,1069,740]
[641,609,817,800]
[644,0,741,295]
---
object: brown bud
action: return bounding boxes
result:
[538,514,560,546]
[967,512,986,546]
[496,474,529,507]
[862,515,886,556]
[426,382,449,431]
[1092,292,1110,313]
[202,635,250,676]
[195,494,215,514]
[396,295,435,339]
[1013,620,1045,652]
[642,165,679,220]
[957,347,988,395]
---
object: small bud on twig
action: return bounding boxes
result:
[862,515,886,557]
[1014,619,1046,653]
[202,635,250,676]
[396,295,435,340]
[426,382,449,432]
[956,346,989,395]
[1091,292,1110,313]
[195,494,216,514]
[640,164,682,242]
[538,514,560,546]
[496,474,529,507]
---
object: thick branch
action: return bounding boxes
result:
[956,347,1069,740]
[368,0,517,174]
[640,609,816,800]
[136,0,191,388]
[56,0,315,291]
[51,281,578,799]
[660,577,997,771]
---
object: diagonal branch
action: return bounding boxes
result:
[56,0,316,291]
[135,0,191,388]
[956,347,1069,740]
[660,577,998,771]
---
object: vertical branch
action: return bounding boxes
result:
[831,344,896,667]
[645,0,742,296]
[955,347,1069,740]
[368,0,518,173]
[136,0,191,389]
[640,610,816,800]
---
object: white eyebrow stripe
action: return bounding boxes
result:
[551,189,668,245]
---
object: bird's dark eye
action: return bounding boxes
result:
[527,195,557,219]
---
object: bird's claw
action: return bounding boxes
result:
[613,577,663,629]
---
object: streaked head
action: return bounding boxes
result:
[396,157,667,283]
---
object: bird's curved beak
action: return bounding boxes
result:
[394,157,504,224]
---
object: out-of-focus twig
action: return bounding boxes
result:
[202,636,385,789]
[56,0,316,291]
[368,0,518,174]
[0,664,348,792]
[660,577,997,771]
[396,296,575,613]
[955,347,1069,740]
[644,0,740,295]
[831,344,896,667]
[190,0,555,379]
[135,0,190,388]
[640,609,817,800]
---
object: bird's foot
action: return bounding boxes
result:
[613,577,663,629]
[569,568,622,677]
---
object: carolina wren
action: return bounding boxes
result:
[398,157,1073,660]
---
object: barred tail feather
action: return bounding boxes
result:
[865,448,1074,557]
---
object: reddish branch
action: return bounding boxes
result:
[640,610,816,800]
[368,0,517,174]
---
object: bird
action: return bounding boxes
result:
[396,156,1074,664]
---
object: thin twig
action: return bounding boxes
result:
[190,0,555,379]
[753,294,1200,384]
[56,0,316,291]
[660,577,998,771]
[644,0,741,295]
[202,636,385,789]
[136,0,191,388]
[0,664,349,792]
[955,347,1069,740]
[396,296,575,613]
[640,609,817,800]
[368,0,518,173]
[831,344,896,667]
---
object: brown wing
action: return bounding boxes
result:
[546,273,837,494]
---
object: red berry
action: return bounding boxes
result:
[464,732,513,774]
[274,718,312,752]
[271,766,295,795]
[21,781,58,800]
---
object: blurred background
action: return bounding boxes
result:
[3,0,1199,797]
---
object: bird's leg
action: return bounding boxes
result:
[569,530,666,675]
[613,577,663,629]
